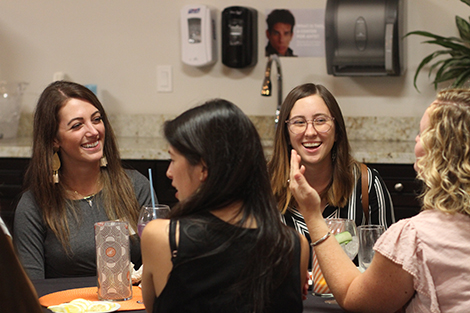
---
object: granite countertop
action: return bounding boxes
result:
[0,114,418,164]
[0,137,170,160]
[0,136,416,164]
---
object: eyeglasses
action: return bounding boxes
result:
[285,116,335,134]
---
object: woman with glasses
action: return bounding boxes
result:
[289,89,470,312]
[268,83,395,248]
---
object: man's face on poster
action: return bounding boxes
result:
[266,22,293,56]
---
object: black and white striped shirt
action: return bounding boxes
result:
[281,166,395,246]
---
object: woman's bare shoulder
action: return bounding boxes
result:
[142,219,171,243]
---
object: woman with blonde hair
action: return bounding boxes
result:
[290,88,470,312]
[14,81,153,279]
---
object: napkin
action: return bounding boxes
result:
[131,264,143,285]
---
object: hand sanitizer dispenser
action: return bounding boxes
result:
[180,5,217,67]
[221,6,258,68]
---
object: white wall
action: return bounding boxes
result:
[0,0,465,118]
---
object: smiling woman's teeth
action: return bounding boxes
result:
[83,141,98,148]
[303,142,320,148]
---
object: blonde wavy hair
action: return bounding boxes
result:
[416,88,470,216]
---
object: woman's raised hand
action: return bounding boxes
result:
[289,149,322,219]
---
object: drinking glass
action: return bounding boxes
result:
[312,218,358,297]
[358,225,385,272]
[95,221,132,301]
[137,204,171,237]
[326,218,359,260]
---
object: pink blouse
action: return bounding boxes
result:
[375,209,470,313]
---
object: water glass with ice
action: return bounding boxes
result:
[312,218,358,297]
[358,225,385,272]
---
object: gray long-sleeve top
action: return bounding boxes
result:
[13,170,155,279]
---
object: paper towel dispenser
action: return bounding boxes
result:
[325,0,404,76]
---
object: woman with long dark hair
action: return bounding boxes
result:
[14,81,153,279]
[141,99,309,313]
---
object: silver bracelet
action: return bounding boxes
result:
[310,231,331,247]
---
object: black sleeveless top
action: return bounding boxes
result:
[153,212,303,313]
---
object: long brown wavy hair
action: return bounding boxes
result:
[23,81,141,250]
[268,83,359,213]
[417,88,470,216]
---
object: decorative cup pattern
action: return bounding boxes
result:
[95,221,133,301]
[312,219,348,296]
[312,251,332,295]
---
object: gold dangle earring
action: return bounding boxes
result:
[52,151,61,184]
[100,156,108,167]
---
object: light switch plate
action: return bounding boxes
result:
[53,71,65,81]
[157,65,172,92]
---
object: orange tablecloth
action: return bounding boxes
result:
[39,286,144,311]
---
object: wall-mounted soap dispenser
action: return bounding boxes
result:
[180,4,217,67]
[325,0,404,76]
[221,6,257,68]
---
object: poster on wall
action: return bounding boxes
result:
[265,8,325,57]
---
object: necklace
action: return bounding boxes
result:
[63,176,102,208]
[73,190,97,207]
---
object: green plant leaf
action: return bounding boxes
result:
[461,0,470,7]
[433,70,456,89]
[405,30,449,41]
[435,61,459,81]
[413,53,439,91]
[453,68,470,87]
[435,68,465,83]
[408,3,470,91]
[433,57,470,88]
[456,16,470,43]
[406,31,463,43]
[430,57,452,78]
[423,39,470,53]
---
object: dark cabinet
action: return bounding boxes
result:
[0,158,29,232]
[0,158,177,233]
[122,159,177,207]
[0,158,420,233]
[368,163,422,221]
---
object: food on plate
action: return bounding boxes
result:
[47,298,120,313]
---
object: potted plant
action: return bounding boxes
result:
[407,0,470,90]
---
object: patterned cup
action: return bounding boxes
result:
[311,250,333,297]
[95,221,133,301]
